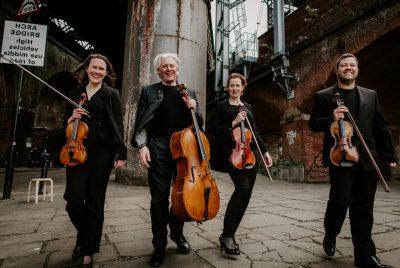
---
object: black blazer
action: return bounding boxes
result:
[131,82,203,148]
[66,84,127,161]
[309,85,397,170]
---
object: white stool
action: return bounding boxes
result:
[27,178,54,203]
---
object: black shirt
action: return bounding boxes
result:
[148,84,193,137]
[337,86,359,121]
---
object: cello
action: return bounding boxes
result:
[170,84,220,222]
[59,93,89,167]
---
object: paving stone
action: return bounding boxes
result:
[107,229,152,243]
[309,258,356,267]
[1,254,47,268]
[98,249,211,268]
[197,248,252,268]
[51,215,70,222]
[0,242,42,259]
[253,260,299,267]
[240,213,296,228]
[115,240,154,257]
[251,224,322,240]
[246,250,283,262]
[375,206,400,215]
[95,244,118,263]
[256,205,297,214]
[104,216,146,226]
[185,233,216,250]
[0,232,51,246]
[374,231,400,251]
[112,222,152,233]
[259,239,322,263]
[384,221,400,228]
[47,250,79,268]
[373,212,400,224]
[280,210,324,222]
[0,222,39,236]
[335,237,355,258]
[36,221,67,236]
[376,248,400,267]
[196,216,224,232]
[45,237,76,252]
[285,238,327,257]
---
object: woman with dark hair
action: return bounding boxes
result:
[64,54,126,267]
[211,73,273,255]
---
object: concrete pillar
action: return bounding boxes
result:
[116,0,209,185]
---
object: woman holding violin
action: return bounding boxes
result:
[211,73,273,255]
[63,54,126,267]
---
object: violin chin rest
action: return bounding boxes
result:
[244,163,255,169]
[340,160,357,167]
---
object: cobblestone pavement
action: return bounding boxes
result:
[0,169,399,268]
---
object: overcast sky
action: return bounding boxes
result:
[210,0,269,38]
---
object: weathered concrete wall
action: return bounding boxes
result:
[117,0,209,185]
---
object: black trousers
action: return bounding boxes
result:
[223,164,258,237]
[148,136,183,251]
[64,149,114,255]
[325,165,377,259]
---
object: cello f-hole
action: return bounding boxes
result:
[190,166,196,183]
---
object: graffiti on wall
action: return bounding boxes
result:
[286,130,297,145]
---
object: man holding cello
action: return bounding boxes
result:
[309,53,398,268]
[131,53,203,267]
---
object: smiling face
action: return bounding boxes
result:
[86,58,107,86]
[336,56,359,85]
[227,77,245,99]
[157,57,179,85]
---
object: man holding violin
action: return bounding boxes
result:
[131,53,202,267]
[309,53,398,268]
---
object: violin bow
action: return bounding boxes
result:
[244,116,273,182]
[334,93,390,192]
[0,53,91,117]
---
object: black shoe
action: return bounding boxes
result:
[355,255,394,268]
[72,244,82,261]
[219,234,240,255]
[323,234,336,257]
[149,250,165,267]
[170,234,191,254]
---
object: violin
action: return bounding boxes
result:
[230,106,256,169]
[329,93,359,167]
[60,93,89,167]
[170,84,220,222]
[329,92,390,192]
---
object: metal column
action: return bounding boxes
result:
[214,0,230,95]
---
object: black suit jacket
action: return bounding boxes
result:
[66,84,127,160]
[131,82,203,148]
[309,85,397,170]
